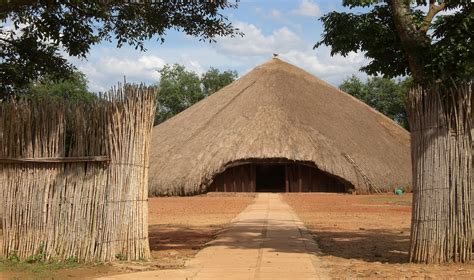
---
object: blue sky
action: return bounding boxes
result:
[70,0,372,92]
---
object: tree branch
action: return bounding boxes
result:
[0,37,13,44]
[419,0,446,33]
[389,0,427,84]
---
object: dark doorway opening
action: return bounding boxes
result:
[256,164,285,192]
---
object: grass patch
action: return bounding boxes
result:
[365,196,412,206]
[0,258,84,274]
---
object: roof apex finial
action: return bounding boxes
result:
[273,53,279,59]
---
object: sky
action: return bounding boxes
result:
[69,0,372,92]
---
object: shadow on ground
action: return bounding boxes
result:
[149,220,411,265]
[312,228,411,264]
[156,219,404,261]
[148,224,222,251]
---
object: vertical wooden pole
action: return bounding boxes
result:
[223,175,227,192]
[298,165,302,192]
[217,176,222,192]
[243,166,246,192]
[250,164,255,192]
[285,165,289,193]
[240,166,245,192]
[232,167,236,192]
[236,166,239,192]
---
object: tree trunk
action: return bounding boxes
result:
[408,84,472,263]
[389,0,430,85]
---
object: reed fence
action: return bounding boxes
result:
[0,85,155,262]
[407,83,472,263]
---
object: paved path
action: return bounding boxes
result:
[100,193,328,280]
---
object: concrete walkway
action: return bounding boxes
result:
[100,193,328,280]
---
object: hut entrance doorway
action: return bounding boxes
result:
[208,161,350,193]
[255,164,285,192]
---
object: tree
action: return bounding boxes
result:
[202,67,238,96]
[316,0,473,86]
[28,71,95,102]
[155,64,237,125]
[0,0,240,97]
[340,76,411,129]
[317,0,473,263]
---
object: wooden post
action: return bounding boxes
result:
[224,177,227,192]
[240,165,247,192]
[285,165,289,192]
[232,167,236,192]
[250,164,255,192]
[298,165,302,192]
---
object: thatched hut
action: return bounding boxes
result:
[149,58,411,196]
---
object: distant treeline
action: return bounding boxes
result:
[340,76,412,130]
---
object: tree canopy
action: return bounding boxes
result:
[155,64,237,125]
[316,0,473,86]
[27,71,95,102]
[0,0,240,97]
[340,75,411,129]
[201,67,238,96]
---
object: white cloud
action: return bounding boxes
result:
[215,22,369,85]
[74,53,166,92]
[268,9,283,19]
[214,21,369,85]
[70,20,369,92]
[281,47,368,84]
[214,22,305,58]
[137,55,166,70]
[182,57,205,75]
[292,0,321,17]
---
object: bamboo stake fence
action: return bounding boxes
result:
[0,85,155,262]
[407,83,472,263]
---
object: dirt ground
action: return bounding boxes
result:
[3,193,474,279]
[283,193,474,279]
[0,194,255,279]
[147,194,255,269]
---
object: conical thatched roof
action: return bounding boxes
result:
[149,58,411,196]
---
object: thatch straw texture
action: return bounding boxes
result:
[149,58,411,196]
[0,85,155,262]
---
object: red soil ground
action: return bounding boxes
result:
[283,193,474,279]
[2,193,474,279]
[147,194,255,268]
